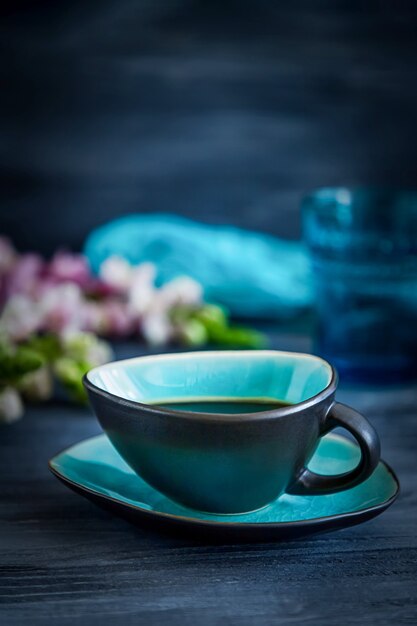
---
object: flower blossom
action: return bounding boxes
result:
[6,254,44,298]
[0,237,17,274]
[84,299,134,337]
[0,237,18,307]
[0,294,43,341]
[61,331,113,366]
[0,387,24,424]
[128,263,157,315]
[100,256,134,293]
[48,251,92,289]
[139,275,202,345]
[20,366,53,402]
[39,283,84,334]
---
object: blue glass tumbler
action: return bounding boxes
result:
[302,188,417,384]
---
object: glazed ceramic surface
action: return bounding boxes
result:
[84,351,380,514]
[86,350,332,405]
[49,433,399,540]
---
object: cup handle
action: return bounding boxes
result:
[287,402,381,495]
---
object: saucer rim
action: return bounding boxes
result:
[48,433,400,532]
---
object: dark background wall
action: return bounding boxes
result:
[1,0,417,255]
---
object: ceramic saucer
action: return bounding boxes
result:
[49,433,399,540]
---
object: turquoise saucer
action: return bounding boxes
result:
[49,433,399,540]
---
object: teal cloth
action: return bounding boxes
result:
[84,214,312,319]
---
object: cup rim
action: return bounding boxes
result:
[83,350,338,422]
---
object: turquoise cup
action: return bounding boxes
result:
[84,351,380,514]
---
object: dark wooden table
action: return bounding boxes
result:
[1,334,417,625]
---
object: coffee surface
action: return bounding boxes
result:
[154,398,292,414]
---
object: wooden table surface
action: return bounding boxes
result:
[1,335,416,625]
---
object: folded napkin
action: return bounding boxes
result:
[84,214,312,319]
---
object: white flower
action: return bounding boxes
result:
[141,312,172,345]
[100,256,134,292]
[85,336,113,366]
[157,276,202,309]
[134,274,202,345]
[0,294,43,341]
[128,263,156,315]
[83,301,107,334]
[0,387,24,423]
[20,366,53,402]
[61,331,113,365]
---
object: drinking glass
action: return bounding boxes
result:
[302,188,417,384]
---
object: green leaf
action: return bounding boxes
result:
[191,304,267,349]
[206,325,267,349]
[25,334,62,362]
[54,357,89,404]
[179,319,208,346]
[193,304,228,328]
[0,343,44,386]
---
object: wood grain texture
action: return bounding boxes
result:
[1,1,417,252]
[1,334,416,625]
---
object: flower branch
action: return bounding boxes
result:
[0,237,266,422]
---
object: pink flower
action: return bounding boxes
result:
[0,237,17,307]
[84,300,135,336]
[83,301,106,334]
[0,237,17,274]
[6,254,44,298]
[39,283,84,334]
[101,300,135,336]
[86,277,120,298]
[48,251,92,288]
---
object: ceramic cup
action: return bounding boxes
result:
[84,351,380,514]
